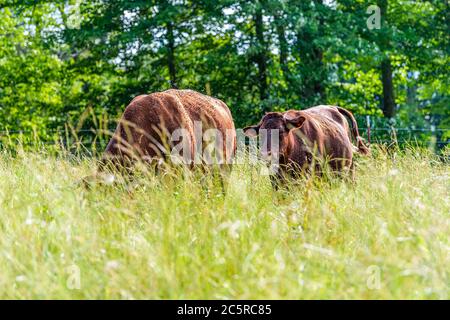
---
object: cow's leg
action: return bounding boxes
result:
[270,173,280,190]
[218,163,233,195]
[269,166,288,191]
[350,159,356,182]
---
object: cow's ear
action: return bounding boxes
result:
[284,113,306,129]
[243,125,260,137]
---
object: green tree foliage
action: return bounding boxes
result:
[0,0,448,135]
[0,5,63,133]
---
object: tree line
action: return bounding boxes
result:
[0,0,448,139]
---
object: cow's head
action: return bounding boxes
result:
[243,111,306,161]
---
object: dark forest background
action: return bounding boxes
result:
[0,0,448,147]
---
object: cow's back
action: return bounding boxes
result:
[165,89,235,134]
[166,89,236,163]
[287,106,354,171]
[302,105,350,134]
[104,89,236,164]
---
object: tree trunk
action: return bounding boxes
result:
[296,36,325,102]
[381,58,395,118]
[166,21,177,88]
[379,0,396,118]
[275,12,291,86]
[312,0,325,100]
[254,7,268,102]
[312,47,325,98]
[296,0,326,103]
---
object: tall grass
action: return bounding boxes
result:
[0,145,448,299]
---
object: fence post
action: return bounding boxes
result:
[389,118,398,147]
[430,124,436,151]
[366,115,371,144]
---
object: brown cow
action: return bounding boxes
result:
[243,105,369,179]
[103,89,236,168]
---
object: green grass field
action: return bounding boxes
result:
[0,146,448,299]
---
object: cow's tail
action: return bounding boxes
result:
[336,107,370,155]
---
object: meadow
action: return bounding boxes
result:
[0,145,448,299]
